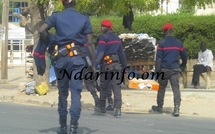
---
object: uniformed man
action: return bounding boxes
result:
[83,43,100,109]
[38,0,95,134]
[95,19,127,118]
[106,89,114,111]
[152,23,187,117]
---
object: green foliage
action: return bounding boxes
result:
[177,4,195,15]
[34,0,215,16]
[34,0,160,16]
[90,14,215,59]
[180,0,215,9]
[75,0,160,16]
[35,0,215,16]
[33,0,215,59]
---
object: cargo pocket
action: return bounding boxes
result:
[113,63,122,71]
[54,57,66,69]
[72,56,85,66]
[103,64,114,72]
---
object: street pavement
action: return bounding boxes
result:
[1,67,215,119]
[0,102,215,134]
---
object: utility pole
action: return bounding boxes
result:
[1,0,9,83]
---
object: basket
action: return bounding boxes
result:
[35,82,49,95]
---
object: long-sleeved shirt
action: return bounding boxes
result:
[44,8,93,47]
[156,35,187,71]
[197,49,214,70]
[33,33,55,76]
[96,31,127,69]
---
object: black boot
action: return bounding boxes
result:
[106,96,114,111]
[151,105,163,113]
[172,105,180,117]
[69,120,78,134]
[95,107,106,115]
[114,108,121,118]
[57,118,67,134]
[91,92,100,107]
[95,99,106,115]
[106,104,114,111]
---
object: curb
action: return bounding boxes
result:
[1,88,215,103]
[1,86,215,118]
[2,90,214,119]
[0,89,19,102]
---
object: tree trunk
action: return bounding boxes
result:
[14,1,51,89]
[29,1,50,88]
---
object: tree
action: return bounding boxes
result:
[13,0,215,89]
[177,0,215,14]
[13,0,54,88]
[180,0,215,9]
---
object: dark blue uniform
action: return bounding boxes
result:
[84,44,114,110]
[44,8,93,122]
[83,44,95,93]
[83,44,100,108]
[155,35,187,108]
[96,31,127,113]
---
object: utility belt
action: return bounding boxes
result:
[50,42,84,60]
[103,54,119,65]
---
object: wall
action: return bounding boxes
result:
[149,0,180,15]
[195,4,215,16]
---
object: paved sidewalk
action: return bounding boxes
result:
[1,67,215,119]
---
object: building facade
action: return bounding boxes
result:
[195,4,215,15]
[0,1,32,66]
[9,1,28,22]
[150,0,180,15]
[150,0,215,16]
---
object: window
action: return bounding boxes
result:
[8,45,22,51]
[9,2,28,22]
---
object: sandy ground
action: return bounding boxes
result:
[1,67,215,119]
[8,88,215,119]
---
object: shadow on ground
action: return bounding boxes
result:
[124,107,173,115]
[39,126,99,134]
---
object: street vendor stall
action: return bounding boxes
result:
[119,33,158,90]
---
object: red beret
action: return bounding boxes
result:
[162,23,173,30]
[101,19,113,29]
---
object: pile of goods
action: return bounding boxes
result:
[119,33,157,61]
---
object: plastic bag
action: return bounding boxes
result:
[50,66,56,83]
[25,81,36,95]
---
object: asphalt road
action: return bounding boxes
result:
[0,102,215,134]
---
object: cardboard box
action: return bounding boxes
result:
[128,78,159,91]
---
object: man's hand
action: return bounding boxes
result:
[180,64,186,71]
[38,23,49,42]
